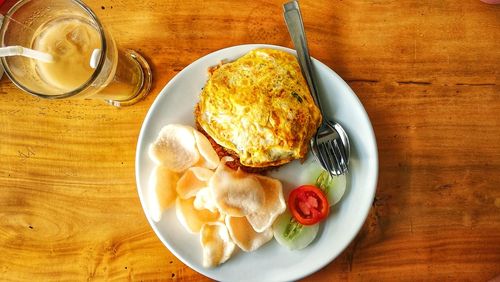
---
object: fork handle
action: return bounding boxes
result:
[283,0,325,116]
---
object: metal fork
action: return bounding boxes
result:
[284,0,350,176]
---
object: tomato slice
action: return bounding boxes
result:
[288,185,329,225]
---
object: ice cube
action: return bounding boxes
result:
[54,39,69,56]
[66,26,89,50]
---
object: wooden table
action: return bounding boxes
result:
[1,0,499,281]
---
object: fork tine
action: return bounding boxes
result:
[311,138,328,172]
[315,148,329,173]
[321,143,337,175]
[333,139,349,173]
[318,143,333,174]
[332,140,347,174]
[326,140,342,175]
[324,142,341,176]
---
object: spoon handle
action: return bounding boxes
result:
[283,0,325,116]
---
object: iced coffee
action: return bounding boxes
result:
[0,0,152,106]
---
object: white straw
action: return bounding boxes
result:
[89,48,101,69]
[0,46,54,63]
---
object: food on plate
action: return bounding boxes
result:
[273,168,348,250]
[297,160,348,207]
[195,48,322,170]
[193,130,220,170]
[194,187,218,213]
[225,216,273,252]
[273,210,319,250]
[315,171,347,206]
[149,124,200,172]
[147,124,286,267]
[288,185,329,225]
[176,197,222,234]
[246,175,286,232]
[209,158,265,217]
[176,167,214,199]
[200,222,236,268]
[147,166,179,222]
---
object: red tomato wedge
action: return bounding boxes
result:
[288,185,329,225]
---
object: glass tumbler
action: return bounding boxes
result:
[0,0,152,106]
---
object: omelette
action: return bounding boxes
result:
[195,48,321,168]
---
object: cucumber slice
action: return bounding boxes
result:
[273,210,319,250]
[315,171,347,206]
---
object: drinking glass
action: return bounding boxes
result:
[0,0,152,107]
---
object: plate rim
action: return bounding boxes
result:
[135,43,379,281]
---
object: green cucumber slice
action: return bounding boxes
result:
[315,171,347,206]
[273,210,319,250]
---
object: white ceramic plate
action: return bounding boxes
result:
[135,44,378,282]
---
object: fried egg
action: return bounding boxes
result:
[196,48,321,168]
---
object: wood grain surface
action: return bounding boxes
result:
[1,0,499,281]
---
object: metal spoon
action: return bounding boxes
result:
[283,0,350,176]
